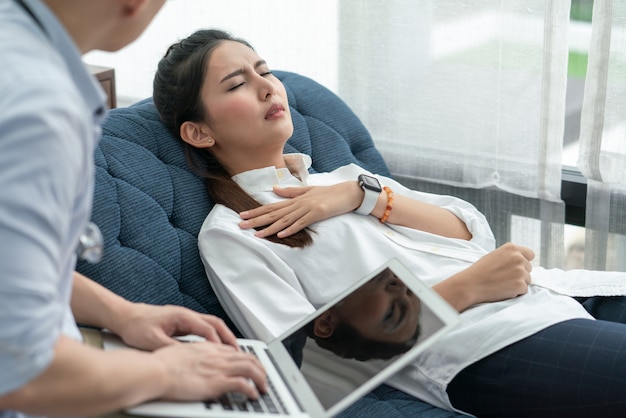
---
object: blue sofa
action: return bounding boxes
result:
[77,70,462,417]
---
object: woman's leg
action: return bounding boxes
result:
[447,318,626,418]
[578,295,626,324]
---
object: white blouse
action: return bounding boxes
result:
[198,154,626,412]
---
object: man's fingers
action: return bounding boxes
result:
[159,342,268,402]
[207,350,267,396]
[172,314,239,348]
[232,359,268,394]
[199,316,238,348]
[210,377,261,401]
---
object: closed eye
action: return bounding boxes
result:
[228,71,273,91]
[228,82,245,91]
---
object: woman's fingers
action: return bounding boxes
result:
[239,182,361,238]
[241,204,313,237]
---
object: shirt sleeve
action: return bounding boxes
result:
[198,205,316,341]
[329,164,496,251]
[0,81,84,395]
[382,175,496,251]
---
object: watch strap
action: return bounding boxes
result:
[355,175,382,215]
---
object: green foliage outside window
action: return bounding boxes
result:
[571,0,593,22]
[568,0,593,78]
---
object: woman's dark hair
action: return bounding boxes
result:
[153,29,312,247]
[304,319,421,361]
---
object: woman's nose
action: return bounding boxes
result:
[398,283,412,297]
[388,281,407,294]
[257,77,275,100]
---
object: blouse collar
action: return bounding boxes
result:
[232,154,312,193]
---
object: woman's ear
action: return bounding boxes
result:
[180,121,214,148]
[313,311,337,339]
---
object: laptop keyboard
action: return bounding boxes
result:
[203,344,288,415]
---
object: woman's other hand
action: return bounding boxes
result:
[238,181,362,238]
[434,243,535,312]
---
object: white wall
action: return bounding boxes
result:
[84,0,339,106]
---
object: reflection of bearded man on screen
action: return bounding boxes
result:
[305,268,422,361]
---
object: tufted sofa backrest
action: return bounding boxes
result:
[76,70,390,335]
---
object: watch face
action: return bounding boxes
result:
[359,174,382,192]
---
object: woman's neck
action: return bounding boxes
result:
[225,154,287,177]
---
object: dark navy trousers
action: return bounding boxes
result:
[447,296,626,417]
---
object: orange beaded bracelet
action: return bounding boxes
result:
[379,186,394,223]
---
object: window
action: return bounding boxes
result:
[562,0,593,268]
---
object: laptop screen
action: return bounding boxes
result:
[116,258,457,418]
[278,261,453,412]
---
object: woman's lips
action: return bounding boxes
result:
[265,103,285,120]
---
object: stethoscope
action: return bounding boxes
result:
[76,222,104,264]
[15,0,104,264]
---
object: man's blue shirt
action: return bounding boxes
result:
[0,0,107,412]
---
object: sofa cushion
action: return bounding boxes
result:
[77,70,462,417]
[77,70,390,332]
[340,384,461,418]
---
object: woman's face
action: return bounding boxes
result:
[197,40,293,174]
[330,268,422,345]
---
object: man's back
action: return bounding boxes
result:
[0,0,104,406]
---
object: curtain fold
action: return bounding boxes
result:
[84,0,580,269]
[339,0,570,267]
[578,0,626,271]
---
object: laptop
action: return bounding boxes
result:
[103,258,460,418]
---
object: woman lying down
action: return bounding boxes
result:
[152,28,626,417]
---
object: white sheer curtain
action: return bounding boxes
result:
[578,0,626,271]
[337,0,570,267]
[85,0,574,268]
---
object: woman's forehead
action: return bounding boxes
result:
[206,41,262,77]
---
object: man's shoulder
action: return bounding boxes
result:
[0,44,83,135]
[0,12,74,101]
[0,50,74,98]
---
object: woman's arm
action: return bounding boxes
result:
[369,185,471,240]
[240,178,472,241]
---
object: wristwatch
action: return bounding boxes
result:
[355,174,382,215]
